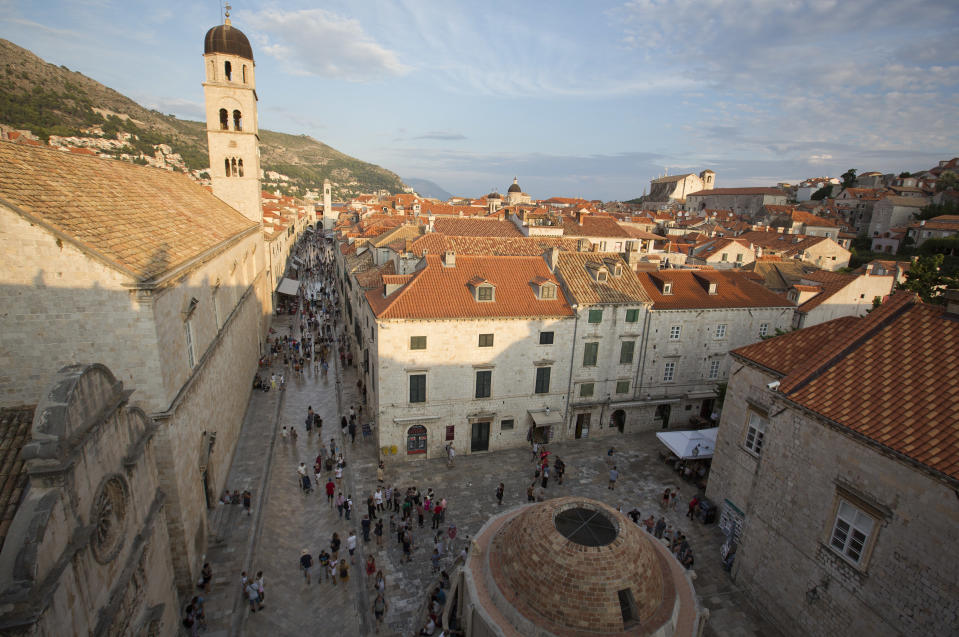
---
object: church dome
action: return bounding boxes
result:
[488,497,674,634]
[507,177,522,193]
[487,192,502,199]
[204,24,254,61]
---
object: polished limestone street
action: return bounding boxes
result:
[199,310,780,637]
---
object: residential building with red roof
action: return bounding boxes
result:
[548,250,651,438]
[633,270,793,427]
[786,269,895,329]
[706,291,959,637]
[686,237,755,268]
[363,252,576,457]
[738,230,851,271]
[906,214,959,248]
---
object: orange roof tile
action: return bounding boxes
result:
[734,293,959,481]
[637,270,792,310]
[0,407,33,554]
[554,252,651,306]
[366,255,574,320]
[431,217,524,237]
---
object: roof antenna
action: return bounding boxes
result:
[224,1,232,25]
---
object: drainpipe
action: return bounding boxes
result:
[563,304,580,438]
[633,307,653,403]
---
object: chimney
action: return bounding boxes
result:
[547,247,559,272]
[443,250,456,267]
[945,289,959,316]
[428,212,435,232]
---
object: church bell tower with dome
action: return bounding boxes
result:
[202,4,262,224]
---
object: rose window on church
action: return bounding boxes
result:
[554,506,618,547]
[91,475,129,564]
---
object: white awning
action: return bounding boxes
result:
[277,278,301,296]
[655,427,718,460]
[529,410,563,427]
[305,226,315,233]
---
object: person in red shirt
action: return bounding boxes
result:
[325,478,336,509]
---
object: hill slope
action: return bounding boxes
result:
[0,38,406,198]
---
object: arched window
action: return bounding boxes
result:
[209,60,216,81]
[219,108,228,130]
[231,158,238,177]
[233,110,242,131]
[224,158,230,176]
[407,425,427,454]
[237,158,244,177]
[242,65,247,83]
[224,60,232,81]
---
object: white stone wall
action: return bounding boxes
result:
[798,239,850,271]
[686,193,788,216]
[0,208,163,407]
[637,306,792,428]
[707,360,959,636]
[374,316,575,460]
[796,275,895,328]
[566,304,648,439]
[867,200,921,238]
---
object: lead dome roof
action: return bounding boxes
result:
[204,24,254,61]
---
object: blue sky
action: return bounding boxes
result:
[2,0,957,200]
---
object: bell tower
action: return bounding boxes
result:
[322,179,335,231]
[202,4,261,223]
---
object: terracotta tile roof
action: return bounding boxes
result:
[431,217,524,237]
[743,260,811,291]
[406,233,581,257]
[554,252,651,306]
[0,407,33,554]
[354,261,395,290]
[690,237,751,259]
[909,215,959,232]
[636,270,792,310]
[687,187,786,197]
[735,293,959,481]
[738,230,832,258]
[369,224,423,248]
[560,214,631,238]
[0,141,257,281]
[366,254,574,320]
[880,196,930,208]
[622,226,664,241]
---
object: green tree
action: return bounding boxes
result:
[810,184,833,200]
[936,172,958,192]
[841,168,858,189]
[898,171,912,178]
[898,253,958,304]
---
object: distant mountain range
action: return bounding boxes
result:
[0,38,407,199]
[404,177,453,201]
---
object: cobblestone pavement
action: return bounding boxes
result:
[202,315,782,637]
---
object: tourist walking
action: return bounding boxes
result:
[300,549,313,585]
[496,483,504,505]
[372,592,388,634]
[608,466,619,490]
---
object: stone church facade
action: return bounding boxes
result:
[0,14,283,636]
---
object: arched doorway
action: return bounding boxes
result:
[610,409,626,433]
[407,425,427,455]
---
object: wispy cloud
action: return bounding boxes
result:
[411,131,467,141]
[242,8,410,80]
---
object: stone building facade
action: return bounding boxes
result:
[647,170,715,204]
[635,271,794,429]
[366,253,576,459]
[706,293,959,636]
[0,364,179,636]
[685,188,788,217]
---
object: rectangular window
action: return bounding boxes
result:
[669,325,681,340]
[579,382,594,398]
[409,374,426,403]
[620,340,635,364]
[615,380,630,394]
[410,336,427,350]
[721,252,729,262]
[185,320,196,369]
[583,342,599,366]
[500,418,514,430]
[715,324,727,338]
[759,323,769,337]
[708,360,721,379]
[625,309,639,323]
[830,500,876,565]
[478,286,494,301]
[736,252,744,263]
[539,331,554,345]
[534,367,551,394]
[475,370,492,398]
[588,309,603,324]
[478,333,494,347]
[663,361,676,382]
[744,411,767,455]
